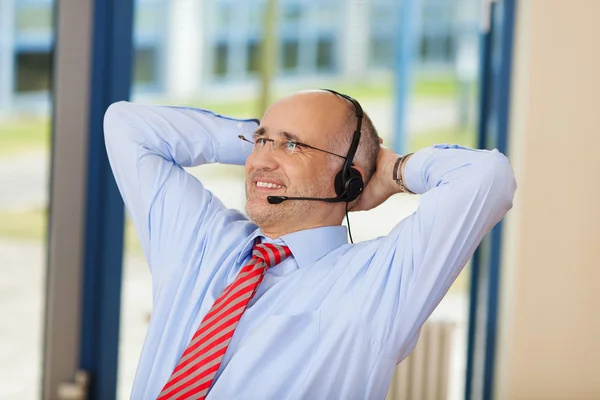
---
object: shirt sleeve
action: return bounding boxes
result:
[349,144,517,360]
[103,101,258,285]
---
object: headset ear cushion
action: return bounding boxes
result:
[335,167,364,201]
[344,168,364,202]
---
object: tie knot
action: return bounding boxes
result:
[253,243,292,268]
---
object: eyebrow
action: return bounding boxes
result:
[280,130,302,142]
[252,127,266,138]
[252,127,303,143]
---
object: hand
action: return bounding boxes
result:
[350,146,403,212]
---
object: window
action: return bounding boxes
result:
[282,40,299,71]
[133,48,158,85]
[444,35,455,60]
[214,43,229,77]
[16,51,52,93]
[246,40,261,74]
[419,36,431,60]
[316,38,335,71]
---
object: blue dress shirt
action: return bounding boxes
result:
[103,101,516,400]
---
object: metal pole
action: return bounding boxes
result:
[394,0,419,155]
[258,0,279,116]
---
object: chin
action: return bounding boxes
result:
[245,199,266,221]
[245,199,287,227]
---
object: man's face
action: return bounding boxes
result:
[244,91,347,231]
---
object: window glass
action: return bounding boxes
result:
[16,51,52,93]
[316,38,334,71]
[133,48,158,85]
[214,42,229,77]
[246,40,261,74]
[0,1,54,398]
[282,40,299,71]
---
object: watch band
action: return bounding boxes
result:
[393,154,415,194]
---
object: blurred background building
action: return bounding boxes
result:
[0,0,478,115]
[1,0,599,399]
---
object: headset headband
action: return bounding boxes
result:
[320,89,363,178]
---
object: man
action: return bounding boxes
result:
[104,89,516,399]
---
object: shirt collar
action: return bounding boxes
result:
[237,225,349,268]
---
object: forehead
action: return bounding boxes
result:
[258,91,348,146]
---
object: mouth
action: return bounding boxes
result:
[252,180,286,193]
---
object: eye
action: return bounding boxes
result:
[254,137,268,147]
[284,141,298,153]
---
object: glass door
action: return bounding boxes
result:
[0,0,54,397]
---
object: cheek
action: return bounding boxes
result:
[293,161,332,188]
[284,163,309,186]
[245,155,253,174]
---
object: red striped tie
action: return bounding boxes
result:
[157,242,292,400]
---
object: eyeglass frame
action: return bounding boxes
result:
[238,134,347,160]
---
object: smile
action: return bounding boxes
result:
[256,181,284,189]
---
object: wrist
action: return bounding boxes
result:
[392,153,414,194]
[383,153,403,194]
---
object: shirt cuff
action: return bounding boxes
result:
[213,115,259,166]
[403,146,437,195]
[165,105,259,166]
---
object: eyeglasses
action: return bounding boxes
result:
[238,135,347,159]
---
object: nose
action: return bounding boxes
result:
[248,146,280,171]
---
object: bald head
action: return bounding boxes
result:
[263,90,349,147]
[263,90,380,182]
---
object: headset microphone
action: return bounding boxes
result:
[267,196,287,204]
[267,194,353,204]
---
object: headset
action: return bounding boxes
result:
[267,88,365,205]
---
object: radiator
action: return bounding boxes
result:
[385,321,455,400]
